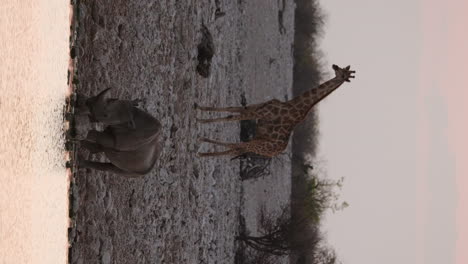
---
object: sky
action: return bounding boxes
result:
[317,0,466,263]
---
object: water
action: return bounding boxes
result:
[0,1,70,263]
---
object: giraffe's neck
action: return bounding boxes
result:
[289,77,345,116]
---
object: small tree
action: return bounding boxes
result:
[292,159,348,224]
[302,175,348,223]
[234,152,272,180]
[312,246,341,264]
[241,249,276,264]
[289,159,347,264]
[237,207,321,256]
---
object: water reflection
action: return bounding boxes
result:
[0,1,70,263]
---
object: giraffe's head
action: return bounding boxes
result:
[332,64,356,82]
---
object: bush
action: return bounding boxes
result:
[237,206,321,257]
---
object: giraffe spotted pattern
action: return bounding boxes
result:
[197,64,355,157]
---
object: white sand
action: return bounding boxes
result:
[0,1,70,263]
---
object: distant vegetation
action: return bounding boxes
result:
[238,160,345,264]
[291,0,345,263]
[292,0,325,158]
[297,164,348,225]
[237,0,345,263]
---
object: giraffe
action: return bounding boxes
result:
[196,64,355,157]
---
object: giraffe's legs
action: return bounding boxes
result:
[198,137,245,157]
[198,149,242,157]
[196,105,246,113]
[196,113,254,123]
[199,137,239,147]
[196,100,279,113]
[196,99,285,123]
[198,138,287,158]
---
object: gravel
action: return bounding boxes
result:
[69,1,295,263]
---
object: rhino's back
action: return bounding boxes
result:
[92,99,135,126]
[106,134,163,175]
[108,108,162,151]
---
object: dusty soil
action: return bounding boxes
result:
[69,0,295,263]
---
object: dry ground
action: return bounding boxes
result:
[69,1,295,263]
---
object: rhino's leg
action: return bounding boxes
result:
[79,160,129,174]
[79,140,104,154]
[75,93,89,106]
[86,130,116,149]
[74,93,91,115]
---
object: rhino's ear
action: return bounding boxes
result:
[128,118,136,129]
[132,99,143,106]
[95,88,112,101]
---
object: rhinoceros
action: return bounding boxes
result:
[73,89,163,177]
[74,88,141,128]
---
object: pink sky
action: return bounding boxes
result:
[320,0,461,263]
[421,0,468,263]
[443,2,468,264]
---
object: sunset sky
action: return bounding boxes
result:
[318,0,466,263]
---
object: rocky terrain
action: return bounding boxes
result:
[68,0,295,263]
